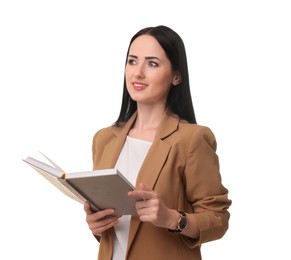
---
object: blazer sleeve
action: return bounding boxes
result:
[183,126,231,247]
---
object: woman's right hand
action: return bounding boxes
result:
[84,202,120,236]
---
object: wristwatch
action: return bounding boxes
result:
[168,210,188,233]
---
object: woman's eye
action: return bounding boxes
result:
[149,61,158,67]
[128,59,137,65]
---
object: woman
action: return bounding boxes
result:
[84,25,231,260]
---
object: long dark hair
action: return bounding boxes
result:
[114,25,197,126]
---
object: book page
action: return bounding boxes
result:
[39,151,65,172]
[30,165,84,204]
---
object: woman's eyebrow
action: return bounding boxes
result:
[145,56,160,61]
[128,54,138,59]
[128,54,160,61]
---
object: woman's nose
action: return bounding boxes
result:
[134,63,145,78]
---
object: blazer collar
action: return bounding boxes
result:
[112,109,180,140]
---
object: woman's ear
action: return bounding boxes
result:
[172,72,181,86]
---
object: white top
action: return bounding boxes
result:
[112,136,152,260]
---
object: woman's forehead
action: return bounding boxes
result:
[129,35,166,58]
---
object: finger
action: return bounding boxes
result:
[96,209,116,220]
[128,182,152,198]
[129,190,158,200]
[91,217,119,236]
[135,199,152,210]
[86,208,116,225]
[84,201,94,214]
[138,182,151,191]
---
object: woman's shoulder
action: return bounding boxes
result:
[175,120,217,148]
[179,120,215,136]
[92,124,117,143]
[94,124,115,134]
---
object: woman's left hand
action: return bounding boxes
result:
[128,182,179,229]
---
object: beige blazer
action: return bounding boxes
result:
[92,111,231,260]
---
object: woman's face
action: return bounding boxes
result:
[125,35,179,107]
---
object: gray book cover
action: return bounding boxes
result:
[23,154,138,216]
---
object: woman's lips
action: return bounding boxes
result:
[133,82,147,90]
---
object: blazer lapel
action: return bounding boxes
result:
[98,113,138,169]
[126,111,179,254]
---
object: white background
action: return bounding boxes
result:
[1,0,290,259]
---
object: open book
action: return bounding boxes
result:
[23,152,138,215]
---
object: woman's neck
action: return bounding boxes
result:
[134,104,166,130]
[128,105,166,142]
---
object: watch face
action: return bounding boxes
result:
[178,217,188,230]
[178,211,188,231]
